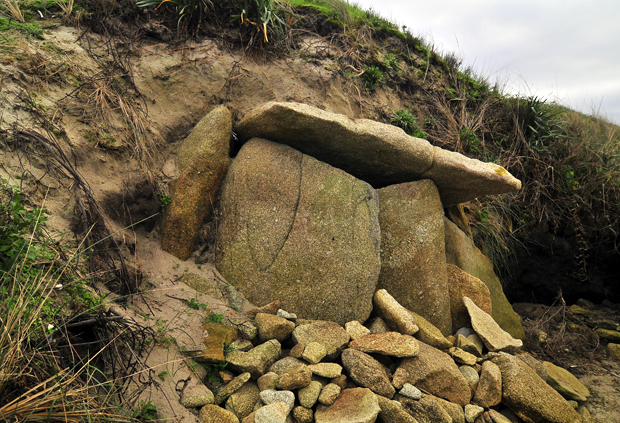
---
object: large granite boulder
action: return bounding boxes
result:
[215,139,381,325]
[234,102,520,205]
[377,181,452,335]
[444,218,525,339]
[162,106,231,260]
[492,353,583,423]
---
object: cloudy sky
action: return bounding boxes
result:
[354,0,620,124]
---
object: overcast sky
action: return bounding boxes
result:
[353,0,620,124]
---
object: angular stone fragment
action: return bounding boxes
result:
[225,382,260,420]
[341,348,395,399]
[198,322,238,364]
[276,309,297,321]
[377,181,452,335]
[464,297,523,352]
[373,289,419,335]
[392,342,472,406]
[318,383,341,406]
[456,334,482,357]
[376,395,419,423]
[307,363,343,378]
[345,321,371,340]
[292,321,350,360]
[162,107,231,260]
[257,372,278,392]
[399,383,422,400]
[226,340,281,379]
[544,361,591,402]
[349,332,419,357]
[472,360,501,408]
[408,310,453,350]
[298,380,323,408]
[431,395,466,423]
[215,372,251,405]
[254,313,295,343]
[200,404,240,423]
[247,300,281,318]
[215,139,380,326]
[289,342,305,359]
[269,357,305,375]
[444,219,525,340]
[314,388,381,423]
[302,341,327,364]
[450,347,477,365]
[492,353,583,423]
[447,264,492,331]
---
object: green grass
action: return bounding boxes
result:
[0,16,44,38]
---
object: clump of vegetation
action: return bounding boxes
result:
[390,109,427,139]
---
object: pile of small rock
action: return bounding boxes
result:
[185,289,592,423]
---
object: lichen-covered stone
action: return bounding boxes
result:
[373,289,419,335]
[377,181,452,335]
[544,361,591,402]
[226,340,281,379]
[215,139,380,325]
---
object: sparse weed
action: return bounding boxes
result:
[362,65,385,91]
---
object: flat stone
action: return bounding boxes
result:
[450,347,477,366]
[307,363,343,378]
[255,313,295,343]
[225,382,260,420]
[292,321,350,360]
[349,332,419,357]
[314,388,381,423]
[464,297,523,352]
[456,334,481,357]
[373,289,419,335]
[408,310,453,350]
[392,342,471,406]
[276,366,312,390]
[376,395,419,423]
[377,181,452,335]
[215,372,251,405]
[596,328,620,343]
[215,139,380,326]
[236,102,520,205]
[298,380,323,408]
[345,321,371,340]
[199,404,240,423]
[259,390,295,412]
[544,361,591,402]
[472,360,502,408]
[341,348,395,399]
[492,353,583,423]
[318,383,341,406]
[226,340,281,379]
[302,341,328,364]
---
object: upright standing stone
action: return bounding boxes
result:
[215,139,381,325]
[378,181,452,335]
[162,107,231,260]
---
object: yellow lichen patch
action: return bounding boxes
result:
[494,166,508,177]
